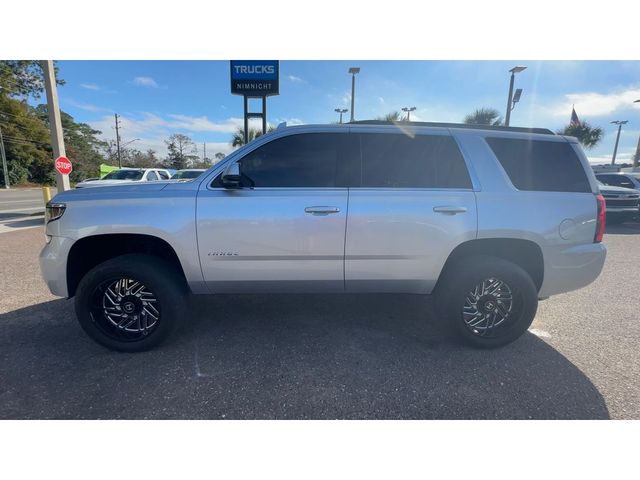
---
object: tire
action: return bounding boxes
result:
[435,255,538,349]
[74,254,187,352]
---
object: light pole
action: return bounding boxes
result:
[334,108,348,124]
[402,107,416,121]
[633,100,640,169]
[610,120,628,165]
[504,65,527,127]
[348,67,360,123]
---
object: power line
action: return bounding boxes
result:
[0,121,42,134]
[1,134,51,147]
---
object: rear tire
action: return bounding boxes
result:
[74,254,187,352]
[435,256,538,349]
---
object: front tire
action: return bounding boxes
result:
[435,256,538,348]
[74,254,187,352]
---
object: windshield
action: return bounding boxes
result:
[102,170,144,181]
[172,170,204,179]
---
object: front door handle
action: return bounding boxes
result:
[305,206,340,216]
[433,206,467,215]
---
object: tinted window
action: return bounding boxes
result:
[233,133,343,187]
[158,171,170,180]
[486,137,590,193]
[146,171,158,181]
[358,134,472,189]
[103,170,144,181]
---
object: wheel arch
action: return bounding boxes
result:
[435,238,544,293]
[66,233,189,298]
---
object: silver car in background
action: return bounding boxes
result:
[40,122,607,351]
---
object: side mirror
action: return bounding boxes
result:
[221,162,241,188]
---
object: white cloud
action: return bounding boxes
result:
[88,112,245,158]
[133,76,160,88]
[65,99,111,113]
[165,114,242,133]
[378,97,385,104]
[80,83,100,91]
[287,75,306,84]
[545,86,640,118]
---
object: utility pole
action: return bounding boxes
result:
[203,142,207,164]
[0,124,9,189]
[114,113,122,168]
[41,60,70,192]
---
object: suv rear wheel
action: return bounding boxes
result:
[74,254,187,352]
[436,256,538,348]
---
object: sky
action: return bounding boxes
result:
[49,60,640,163]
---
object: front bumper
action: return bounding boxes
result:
[39,235,75,298]
[538,242,607,298]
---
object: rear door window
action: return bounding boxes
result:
[486,137,591,193]
[357,133,472,189]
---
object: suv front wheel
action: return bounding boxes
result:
[74,254,187,352]
[436,256,538,348]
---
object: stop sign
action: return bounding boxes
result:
[54,156,72,175]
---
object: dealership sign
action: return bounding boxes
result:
[230,60,279,97]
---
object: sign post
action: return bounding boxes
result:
[41,60,71,192]
[230,60,279,144]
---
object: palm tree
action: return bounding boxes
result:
[463,108,503,126]
[377,111,402,122]
[231,126,275,147]
[557,122,604,149]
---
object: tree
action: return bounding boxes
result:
[214,152,226,162]
[34,105,107,182]
[231,126,275,147]
[463,108,503,126]
[377,111,402,122]
[0,61,64,99]
[164,133,198,169]
[557,122,604,149]
[0,96,52,185]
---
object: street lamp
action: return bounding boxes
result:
[334,108,348,124]
[504,65,527,127]
[348,67,360,123]
[610,120,628,166]
[120,138,140,148]
[402,106,417,121]
[634,100,640,169]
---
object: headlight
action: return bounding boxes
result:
[45,202,66,223]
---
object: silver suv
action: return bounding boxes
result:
[39,122,607,351]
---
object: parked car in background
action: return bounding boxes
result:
[596,172,640,190]
[40,122,607,352]
[171,169,206,180]
[75,168,171,188]
[597,181,640,223]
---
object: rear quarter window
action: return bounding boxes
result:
[485,137,591,193]
[358,133,472,189]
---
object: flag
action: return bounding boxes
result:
[570,106,581,127]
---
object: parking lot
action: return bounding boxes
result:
[0,213,638,419]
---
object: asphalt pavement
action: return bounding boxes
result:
[0,222,638,419]
[0,187,55,218]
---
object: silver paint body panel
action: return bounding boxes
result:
[40,123,606,299]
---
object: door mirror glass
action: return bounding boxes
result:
[221,162,241,188]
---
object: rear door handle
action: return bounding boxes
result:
[433,206,467,215]
[305,206,340,215]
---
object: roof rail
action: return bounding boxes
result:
[348,120,555,135]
